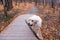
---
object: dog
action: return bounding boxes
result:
[25,15,43,40]
[25,15,42,27]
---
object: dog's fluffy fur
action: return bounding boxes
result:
[25,15,43,40]
[26,15,42,27]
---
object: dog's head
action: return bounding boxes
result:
[25,15,42,27]
[25,19,37,26]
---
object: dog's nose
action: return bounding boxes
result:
[28,23,33,26]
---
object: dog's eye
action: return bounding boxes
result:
[32,20,33,22]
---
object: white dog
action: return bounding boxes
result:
[25,15,43,40]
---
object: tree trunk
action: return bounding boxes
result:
[4,6,7,17]
[51,0,55,13]
[34,0,37,6]
[2,0,13,17]
[29,0,32,3]
[2,0,8,17]
[7,0,13,11]
[20,0,22,3]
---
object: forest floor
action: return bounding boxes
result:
[0,2,32,32]
[0,1,60,40]
[36,4,60,40]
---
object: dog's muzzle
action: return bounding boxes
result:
[27,23,33,26]
[25,20,33,26]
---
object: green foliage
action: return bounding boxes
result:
[5,15,13,21]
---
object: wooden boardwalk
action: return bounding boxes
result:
[0,14,38,40]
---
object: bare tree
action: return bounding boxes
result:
[34,0,37,6]
[2,0,13,17]
[51,0,56,13]
[7,0,13,11]
[29,0,32,3]
[20,0,23,3]
[2,0,8,17]
[51,0,54,8]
